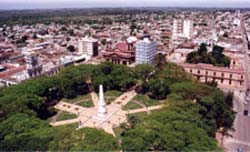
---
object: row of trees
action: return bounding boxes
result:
[186,43,231,67]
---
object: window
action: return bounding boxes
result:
[221,79,224,84]
[222,73,224,77]
[214,72,216,76]
[198,70,200,74]
[230,74,232,78]
[206,71,208,75]
[190,69,192,73]
[241,75,244,79]
[229,80,232,85]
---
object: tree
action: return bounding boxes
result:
[148,78,170,100]
[134,64,154,82]
[186,52,199,63]
[225,92,234,107]
[66,37,70,41]
[130,22,137,35]
[0,113,53,151]
[0,62,234,151]
[197,43,208,55]
[186,44,230,67]
[50,127,120,151]
[32,33,38,39]
[101,39,107,45]
[67,29,74,36]
[205,80,218,87]
[67,45,75,52]
[154,53,167,70]
[92,63,135,91]
[121,103,220,151]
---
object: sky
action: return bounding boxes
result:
[1,0,250,10]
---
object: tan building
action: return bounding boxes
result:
[179,63,245,90]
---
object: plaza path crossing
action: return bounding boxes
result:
[51,90,165,136]
[128,105,164,114]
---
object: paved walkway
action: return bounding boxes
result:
[113,90,137,106]
[50,111,62,123]
[90,92,99,107]
[128,105,164,114]
[52,90,164,137]
[132,100,146,108]
[50,118,79,126]
[54,101,86,115]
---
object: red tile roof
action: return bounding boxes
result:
[178,42,196,49]
[0,65,26,79]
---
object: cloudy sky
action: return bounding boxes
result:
[1,0,250,9]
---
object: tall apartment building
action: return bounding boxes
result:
[78,37,98,57]
[173,19,193,39]
[233,10,241,27]
[136,37,157,65]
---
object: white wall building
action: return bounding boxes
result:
[173,19,193,39]
[78,37,98,57]
[136,38,157,65]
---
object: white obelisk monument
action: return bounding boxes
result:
[98,84,107,117]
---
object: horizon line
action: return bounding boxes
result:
[1,6,250,11]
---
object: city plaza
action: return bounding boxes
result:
[50,85,164,136]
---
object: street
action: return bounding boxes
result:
[224,91,250,151]
[224,15,250,152]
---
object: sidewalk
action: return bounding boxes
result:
[90,92,99,107]
[128,105,164,114]
[113,90,137,106]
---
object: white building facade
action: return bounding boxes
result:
[136,38,157,65]
[173,19,193,39]
[78,37,98,57]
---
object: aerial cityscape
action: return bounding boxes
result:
[0,0,250,151]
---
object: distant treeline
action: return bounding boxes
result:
[1,7,250,26]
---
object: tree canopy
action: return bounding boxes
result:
[186,43,231,67]
[0,62,234,151]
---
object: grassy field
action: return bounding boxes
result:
[123,101,142,110]
[55,122,79,129]
[104,90,122,104]
[76,100,94,107]
[56,111,77,121]
[104,90,122,97]
[128,112,148,120]
[133,94,162,107]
